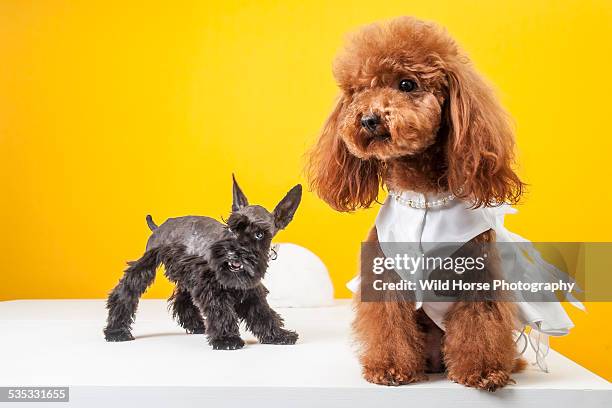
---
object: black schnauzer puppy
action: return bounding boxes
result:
[104,176,302,350]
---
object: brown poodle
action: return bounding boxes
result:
[308,17,526,391]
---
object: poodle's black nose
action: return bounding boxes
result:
[361,114,380,132]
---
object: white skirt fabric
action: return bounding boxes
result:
[347,191,582,370]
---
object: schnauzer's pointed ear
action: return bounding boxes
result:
[232,174,249,212]
[273,184,302,230]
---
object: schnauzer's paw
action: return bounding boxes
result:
[210,336,245,350]
[186,326,206,334]
[448,369,514,392]
[104,328,135,342]
[363,366,428,386]
[260,329,299,345]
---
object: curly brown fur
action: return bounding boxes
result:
[353,227,428,385]
[308,17,525,390]
[104,177,302,349]
[308,16,524,209]
[443,301,518,391]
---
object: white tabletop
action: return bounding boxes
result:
[0,300,609,407]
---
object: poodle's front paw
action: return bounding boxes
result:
[363,366,428,386]
[104,328,135,342]
[448,369,513,392]
[210,336,245,350]
[260,329,299,345]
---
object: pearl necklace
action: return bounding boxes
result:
[389,191,456,209]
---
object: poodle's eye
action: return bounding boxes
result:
[254,231,264,240]
[399,79,417,92]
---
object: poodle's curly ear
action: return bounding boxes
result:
[307,96,381,212]
[445,61,524,207]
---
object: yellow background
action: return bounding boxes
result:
[1,1,611,380]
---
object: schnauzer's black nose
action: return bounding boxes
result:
[361,114,380,132]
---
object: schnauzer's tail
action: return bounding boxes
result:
[103,248,161,341]
[146,214,158,231]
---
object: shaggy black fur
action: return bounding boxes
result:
[104,176,302,350]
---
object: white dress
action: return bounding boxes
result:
[347,190,583,371]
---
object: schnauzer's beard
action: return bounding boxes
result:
[209,239,269,290]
